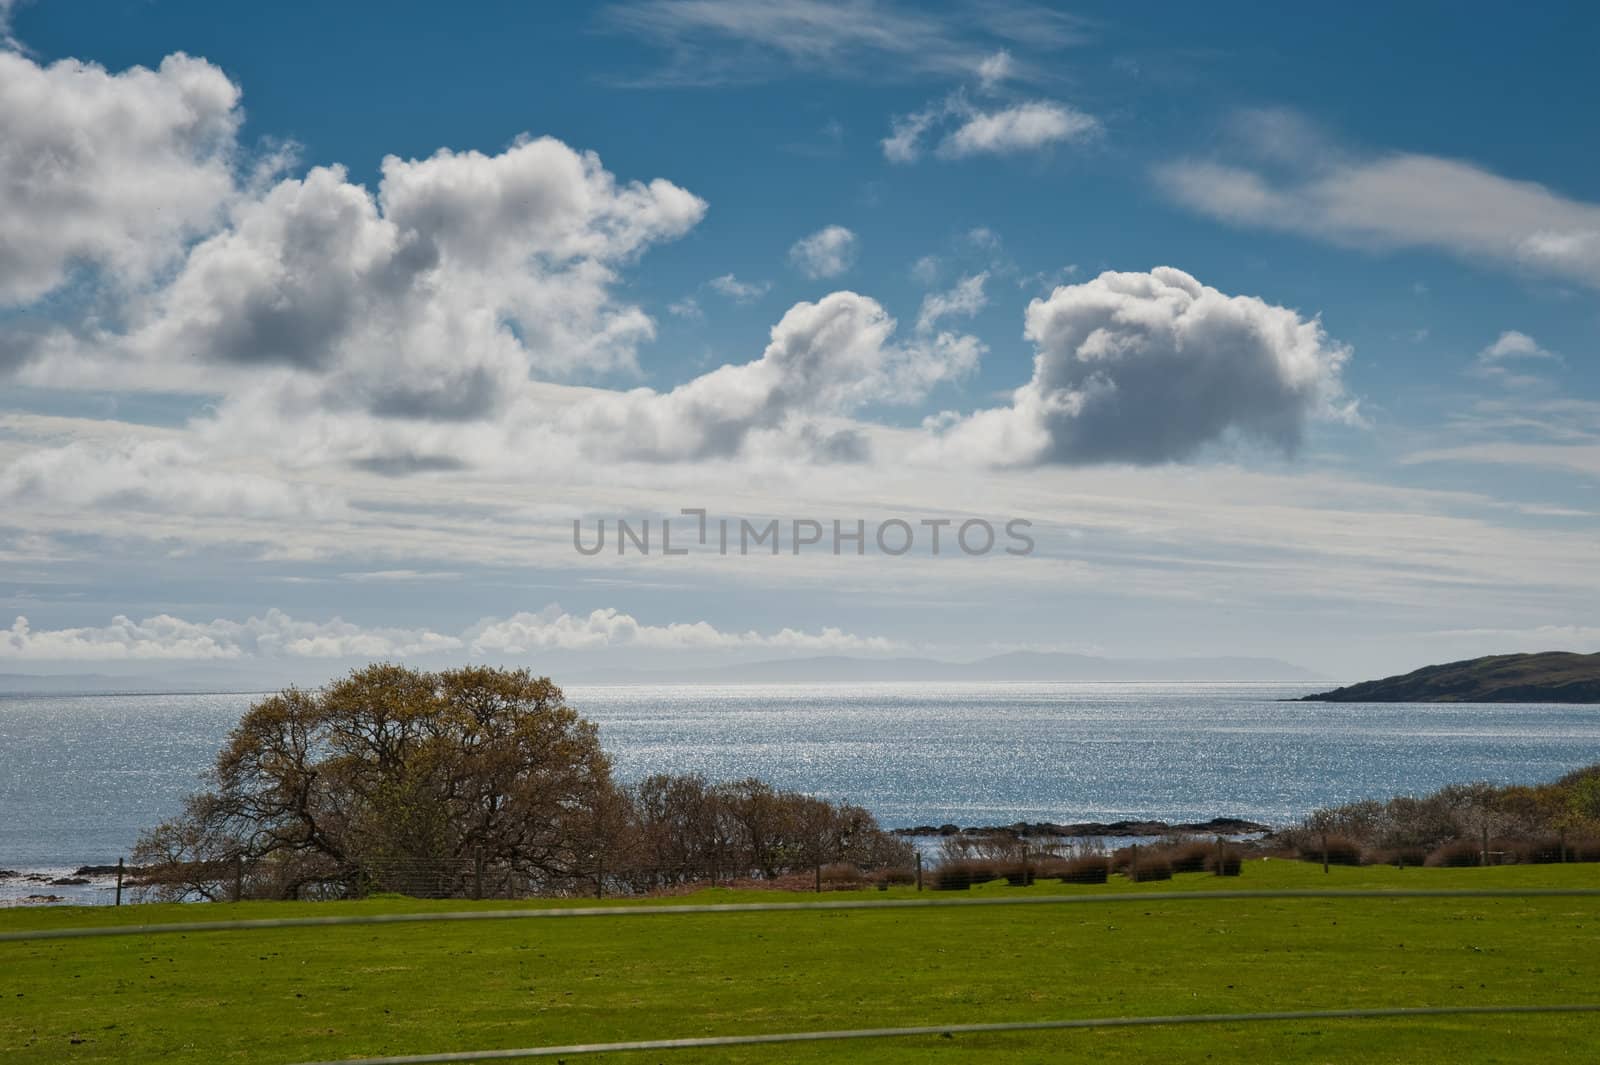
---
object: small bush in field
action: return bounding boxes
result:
[1128,855,1173,882]
[819,863,864,888]
[998,861,1035,887]
[1110,846,1141,874]
[1297,835,1363,866]
[871,866,916,889]
[1060,855,1110,884]
[1167,842,1212,875]
[967,860,1005,884]
[1512,837,1566,864]
[1205,847,1243,877]
[933,861,1001,890]
[1426,840,1482,867]
[1573,839,1600,863]
[1372,845,1428,868]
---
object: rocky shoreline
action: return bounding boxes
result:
[892,816,1273,839]
[0,867,104,886]
[0,865,122,907]
[2,823,1278,906]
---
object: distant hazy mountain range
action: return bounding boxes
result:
[0,670,279,695]
[566,651,1323,686]
[1301,652,1600,703]
[0,651,1322,694]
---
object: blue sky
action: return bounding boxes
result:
[0,1,1596,680]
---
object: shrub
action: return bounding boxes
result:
[932,861,1001,890]
[1289,763,1600,857]
[1370,845,1428,868]
[1109,846,1141,874]
[1426,840,1482,867]
[1514,837,1567,864]
[1573,839,1600,863]
[871,866,916,888]
[1060,855,1110,884]
[1167,841,1212,875]
[939,833,1023,864]
[1127,855,1173,882]
[997,861,1035,887]
[819,863,864,888]
[1297,835,1363,866]
[1205,847,1243,877]
[969,860,1005,884]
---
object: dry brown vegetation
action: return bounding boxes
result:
[1282,763,1600,868]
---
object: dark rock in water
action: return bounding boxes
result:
[0,870,18,878]
[895,816,1272,838]
[1181,817,1274,835]
[74,865,123,876]
[49,876,91,886]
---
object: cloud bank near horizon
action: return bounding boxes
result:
[0,606,900,662]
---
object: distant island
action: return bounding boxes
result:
[1302,651,1600,703]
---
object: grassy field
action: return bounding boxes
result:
[4,860,1599,1064]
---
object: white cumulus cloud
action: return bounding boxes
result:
[788,224,858,279]
[884,93,1099,164]
[939,100,1098,158]
[0,50,242,308]
[924,267,1353,466]
[1470,330,1561,389]
[557,290,981,462]
[123,136,706,407]
[1478,330,1556,363]
[707,273,772,302]
[917,272,988,333]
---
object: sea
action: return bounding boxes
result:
[4,682,1599,903]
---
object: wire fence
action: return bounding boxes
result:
[109,853,945,905]
[9,886,1600,943]
[62,831,1600,913]
[286,1005,1600,1064]
[94,837,1256,905]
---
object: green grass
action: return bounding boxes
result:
[4,860,1599,1064]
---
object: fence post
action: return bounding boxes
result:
[1130,843,1139,880]
[115,857,124,906]
[814,863,822,894]
[473,847,484,900]
[596,855,605,900]
[1322,833,1330,875]
[232,854,244,903]
[915,852,922,892]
